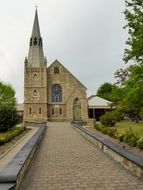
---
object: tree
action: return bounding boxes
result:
[124,0,143,65]
[96,83,114,101]
[96,82,123,104]
[114,68,129,86]
[123,64,143,122]
[0,81,16,108]
[0,81,18,131]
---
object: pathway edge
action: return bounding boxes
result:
[0,123,47,190]
[72,123,143,178]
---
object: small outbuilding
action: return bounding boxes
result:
[88,95,113,121]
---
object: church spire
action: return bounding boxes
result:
[31,9,41,38]
[27,9,46,67]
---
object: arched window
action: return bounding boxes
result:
[33,73,38,86]
[54,67,59,74]
[33,89,38,97]
[51,84,62,102]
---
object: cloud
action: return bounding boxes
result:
[0,0,127,102]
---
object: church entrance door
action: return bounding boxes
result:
[73,98,81,121]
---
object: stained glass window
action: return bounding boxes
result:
[51,84,62,102]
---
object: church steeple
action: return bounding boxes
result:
[27,9,46,67]
[31,9,41,38]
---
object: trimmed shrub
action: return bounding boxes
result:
[100,112,117,127]
[0,106,19,132]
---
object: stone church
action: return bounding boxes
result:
[24,10,88,123]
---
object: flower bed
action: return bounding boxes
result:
[0,124,26,145]
[94,124,143,150]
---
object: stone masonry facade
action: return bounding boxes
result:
[24,10,88,123]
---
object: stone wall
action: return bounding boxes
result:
[47,60,88,121]
[73,124,143,178]
[24,64,48,123]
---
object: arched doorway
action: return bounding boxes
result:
[73,98,81,121]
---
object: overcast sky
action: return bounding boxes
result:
[0,0,128,103]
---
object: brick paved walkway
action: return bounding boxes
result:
[19,122,143,190]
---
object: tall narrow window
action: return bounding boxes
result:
[39,107,41,115]
[29,107,32,115]
[54,67,59,74]
[51,84,62,102]
[60,108,62,115]
[52,108,54,115]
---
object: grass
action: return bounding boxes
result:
[117,121,143,137]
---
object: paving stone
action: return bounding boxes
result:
[19,122,143,190]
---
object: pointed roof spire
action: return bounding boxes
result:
[31,9,41,38]
[27,9,45,67]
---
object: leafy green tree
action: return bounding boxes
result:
[0,81,16,108]
[114,68,128,86]
[124,0,143,65]
[123,65,143,122]
[110,86,124,105]
[96,82,123,105]
[0,81,18,131]
[96,83,114,101]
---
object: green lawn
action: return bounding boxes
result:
[117,121,143,137]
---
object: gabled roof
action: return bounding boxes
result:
[48,59,87,89]
[88,95,113,109]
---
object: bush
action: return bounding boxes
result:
[114,131,124,142]
[0,106,19,132]
[106,127,117,137]
[0,125,26,145]
[94,123,142,149]
[100,112,117,127]
[94,124,117,137]
[137,137,143,149]
[123,128,139,146]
